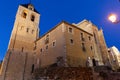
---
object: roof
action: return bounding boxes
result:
[21,3,39,13]
[35,20,93,42]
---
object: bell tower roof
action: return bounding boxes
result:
[21,3,39,13]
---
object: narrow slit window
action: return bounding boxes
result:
[53,41,56,47]
[21,47,24,52]
[40,48,42,52]
[70,39,74,44]
[90,46,93,50]
[31,64,34,73]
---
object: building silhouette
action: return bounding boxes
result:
[0,4,109,80]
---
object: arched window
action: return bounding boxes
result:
[31,15,35,21]
[22,11,27,18]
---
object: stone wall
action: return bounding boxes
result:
[0,63,1,69]
[64,22,95,67]
[33,67,93,80]
[35,22,66,67]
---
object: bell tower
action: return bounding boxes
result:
[0,4,40,80]
[8,4,40,51]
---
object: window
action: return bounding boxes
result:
[22,12,27,18]
[82,43,86,52]
[70,39,74,44]
[26,28,29,33]
[21,47,24,52]
[53,41,56,47]
[31,15,35,21]
[45,34,49,44]
[81,33,83,37]
[69,27,73,33]
[90,46,93,50]
[46,45,48,50]
[31,64,34,73]
[40,48,42,52]
[81,33,85,41]
[88,36,91,41]
[46,34,49,38]
[32,30,34,34]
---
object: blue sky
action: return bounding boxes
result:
[0,0,120,60]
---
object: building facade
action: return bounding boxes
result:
[0,4,109,80]
[0,62,1,71]
[108,46,120,70]
[0,4,40,80]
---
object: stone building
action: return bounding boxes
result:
[35,20,108,67]
[0,64,1,70]
[108,46,120,70]
[0,4,108,80]
[0,4,40,80]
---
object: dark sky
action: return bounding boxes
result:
[0,0,120,60]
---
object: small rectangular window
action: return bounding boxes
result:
[46,45,48,50]
[81,33,85,41]
[82,43,86,52]
[21,47,24,52]
[69,27,73,33]
[31,64,34,73]
[88,36,91,41]
[40,48,42,52]
[81,33,83,37]
[90,46,93,50]
[53,41,56,47]
[26,28,29,33]
[70,39,74,44]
